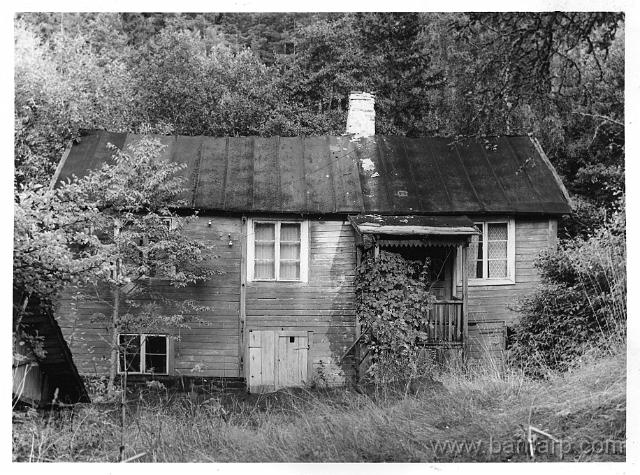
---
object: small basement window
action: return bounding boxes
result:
[247,220,309,282]
[118,334,169,375]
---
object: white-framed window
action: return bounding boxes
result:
[247,219,309,282]
[464,219,515,285]
[118,333,169,375]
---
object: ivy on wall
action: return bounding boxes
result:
[355,250,436,380]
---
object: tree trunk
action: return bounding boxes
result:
[108,284,120,395]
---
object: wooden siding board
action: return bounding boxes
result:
[57,216,242,378]
[245,220,356,385]
[462,218,550,326]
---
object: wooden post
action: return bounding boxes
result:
[461,244,469,356]
[239,216,247,379]
[354,246,362,383]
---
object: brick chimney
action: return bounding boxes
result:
[346,91,375,137]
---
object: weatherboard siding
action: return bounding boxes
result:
[55,215,555,381]
[245,219,357,385]
[57,216,243,378]
[461,218,555,326]
[56,217,357,382]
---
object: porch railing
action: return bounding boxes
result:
[419,299,463,343]
[340,299,464,378]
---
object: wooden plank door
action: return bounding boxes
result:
[248,330,277,393]
[276,334,309,388]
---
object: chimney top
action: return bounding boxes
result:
[346,91,375,137]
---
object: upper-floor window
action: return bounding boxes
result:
[247,220,309,282]
[467,220,515,284]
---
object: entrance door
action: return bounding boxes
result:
[248,330,310,393]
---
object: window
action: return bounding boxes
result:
[467,220,515,284]
[118,334,169,374]
[247,220,309,282]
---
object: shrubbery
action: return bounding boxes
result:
[510,206,626,373]
[355,251,436,382]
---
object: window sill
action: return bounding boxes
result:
[248,280,307,285]
[117,372,169,376]
[468,278,515,287]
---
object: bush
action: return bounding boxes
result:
[510,208,626,373]
[355,250,436,382]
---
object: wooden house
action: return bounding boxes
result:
[52,92,571,392]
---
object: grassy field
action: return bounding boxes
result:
[12,349,625,463]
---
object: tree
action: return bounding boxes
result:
[62,137,217,391]
[13,182,104,354]
[14,21,138,186]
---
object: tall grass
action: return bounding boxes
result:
[13,346,625,463]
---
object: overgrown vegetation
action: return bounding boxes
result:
[12,349,625,462]
[510,203,626,374]
[355,251,436,382]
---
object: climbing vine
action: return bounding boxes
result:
[355,250,436,380]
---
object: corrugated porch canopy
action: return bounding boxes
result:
[349,214,479,236]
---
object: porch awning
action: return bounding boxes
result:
[348,214,479,236]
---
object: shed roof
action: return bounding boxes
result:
[16,296,90,405]
[55,131,572,216]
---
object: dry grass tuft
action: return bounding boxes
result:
[13,346,625,463]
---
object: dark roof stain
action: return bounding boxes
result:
[55,131,572,216]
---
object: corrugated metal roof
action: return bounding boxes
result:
[55,131,572,216]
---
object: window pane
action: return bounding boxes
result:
[255,242,275,260]
[488,223,507,241]
[280,262,300,280]
[280,243,300,260]
[255,223,275,241]
[145,336,167,355]
[488,240,507,259]
[468,232,483,279]
[255,261,275,279]
[488,260,507,278]
[119,335,141,373]
[280,223,301,242]
[145,355,167,374]
[475,241,483,278]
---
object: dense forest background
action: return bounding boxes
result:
[14,12,625,237]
